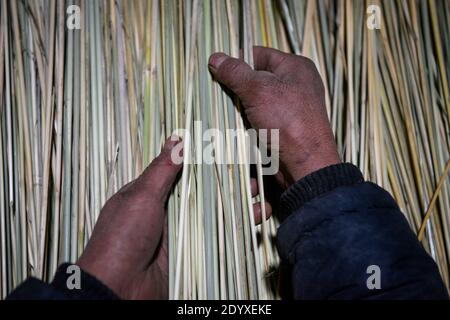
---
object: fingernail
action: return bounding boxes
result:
[163,135,184,165]
[164,135,182,151]
[208,53,228,72]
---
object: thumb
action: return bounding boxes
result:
[208,52,255,99]
[138,136,183,202]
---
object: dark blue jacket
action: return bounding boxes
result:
[7,163,449,299]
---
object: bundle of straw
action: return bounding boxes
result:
[0,0,449,299]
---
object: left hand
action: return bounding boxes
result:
[77,137,272,299]
[77,137,182,299]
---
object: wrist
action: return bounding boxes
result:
[51,263,120,299]
[77,252,126,298]
[280,128,341,185]
[284,151,341,183]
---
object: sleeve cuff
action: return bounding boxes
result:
[51,263,120,300]
[280,162,364,214]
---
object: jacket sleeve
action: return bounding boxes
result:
[6,263,119,300]
[277,163,449,300]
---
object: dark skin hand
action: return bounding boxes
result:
[77,46,340,299]
[209,46,341,187]
[77,137,271,299]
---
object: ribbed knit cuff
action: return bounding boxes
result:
[51,263,120,300]
[280,163,364,214]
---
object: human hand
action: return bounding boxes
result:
[208,46,341,187]
[77,137,182,299]
[76,137,271,299]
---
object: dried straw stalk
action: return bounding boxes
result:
[0,0,449,299]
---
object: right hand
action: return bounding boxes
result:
[208,46,341,187]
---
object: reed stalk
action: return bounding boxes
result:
[0,0,449,299]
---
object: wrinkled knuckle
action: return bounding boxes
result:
[259,78,287,100]
[256,76,276,90]
[252,76,274,95]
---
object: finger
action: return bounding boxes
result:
[208,52,256,97]
[252,46,298,77]
[253,201,272,225]
[138,136,183,202]
[143,216,169,299]
[251,178,258,197]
